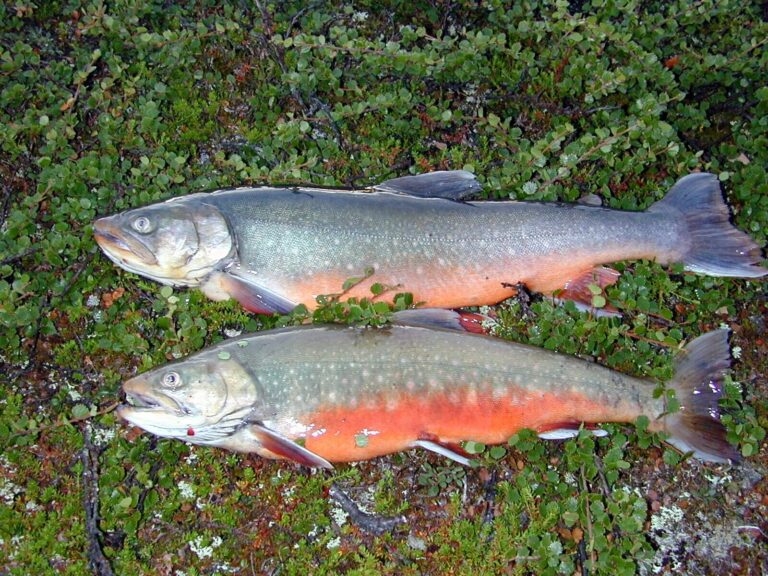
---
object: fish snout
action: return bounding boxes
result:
[93,217,158,265]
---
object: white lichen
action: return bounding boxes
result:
[0,478,22,506]
[646,504,686,574]
[330,503,349,527]
[178,480,195,499]
[189,534,222,560]
[89,424,115,447]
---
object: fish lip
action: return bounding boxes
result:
[93,218,158,266]
[125,392,160,408]
[123,391,192,415]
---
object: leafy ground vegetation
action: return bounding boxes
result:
[1,1,767,574]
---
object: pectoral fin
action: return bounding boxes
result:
[374,170,481,201]
[202,270,297,314]
[250,423,333,469]
[392,308,493,334]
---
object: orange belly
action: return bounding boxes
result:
[274,250,651,310]
[298,387,624,462]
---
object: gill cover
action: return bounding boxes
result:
[94,197,233,285]
[119,352,259,443]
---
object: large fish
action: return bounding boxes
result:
[117,310,740,468]
[94,172,766,314]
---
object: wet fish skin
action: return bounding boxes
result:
[118,316,739,466]
[94,172,766,314]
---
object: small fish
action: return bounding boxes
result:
[94,171,765,314]
[117,310,740,468]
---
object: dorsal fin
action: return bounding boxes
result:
[373,170,481,200]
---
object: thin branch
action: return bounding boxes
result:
[328,483,406,535]
[82,425,116,576]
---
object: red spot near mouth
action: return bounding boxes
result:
[187,428,195,436]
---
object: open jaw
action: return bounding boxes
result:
[123,391,188,413]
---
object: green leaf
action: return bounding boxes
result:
[71,404,90,419]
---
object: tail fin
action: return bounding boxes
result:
[649,173,766,277]
[661,329,740,463]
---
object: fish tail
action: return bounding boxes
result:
[649,173,766,277]
[659,329,740,463]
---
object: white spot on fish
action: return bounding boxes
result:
[466,389,478,404]
[416,266,424,275]
[359,428,380,436]
[264,418,309,436]
[406,381,416,391]
[311,428,326,438]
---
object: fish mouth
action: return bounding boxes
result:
[93,218,158,266]
[124,392,162,409]
[121,387,191,416]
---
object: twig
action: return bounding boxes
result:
[82,426,115,576]
[328,483,406,535]
[9,401,119,439]
[592,454,612,498]
[578,539,589,576]
[623,331,674,347]
[579,465,597,568]
[0,246,42,266]
[481,468,498,541]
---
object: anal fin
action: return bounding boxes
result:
[555,266,621,317]
[250,423,333,469]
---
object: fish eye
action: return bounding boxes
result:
[132,216,152,234]
[162,371,181,389]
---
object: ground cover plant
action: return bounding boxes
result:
[1,0,767,574]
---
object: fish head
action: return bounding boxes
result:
[93,198,233,286]
[118,352,260,445]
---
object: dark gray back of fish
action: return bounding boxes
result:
[217,324,648,418]
[203,188,673,282]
